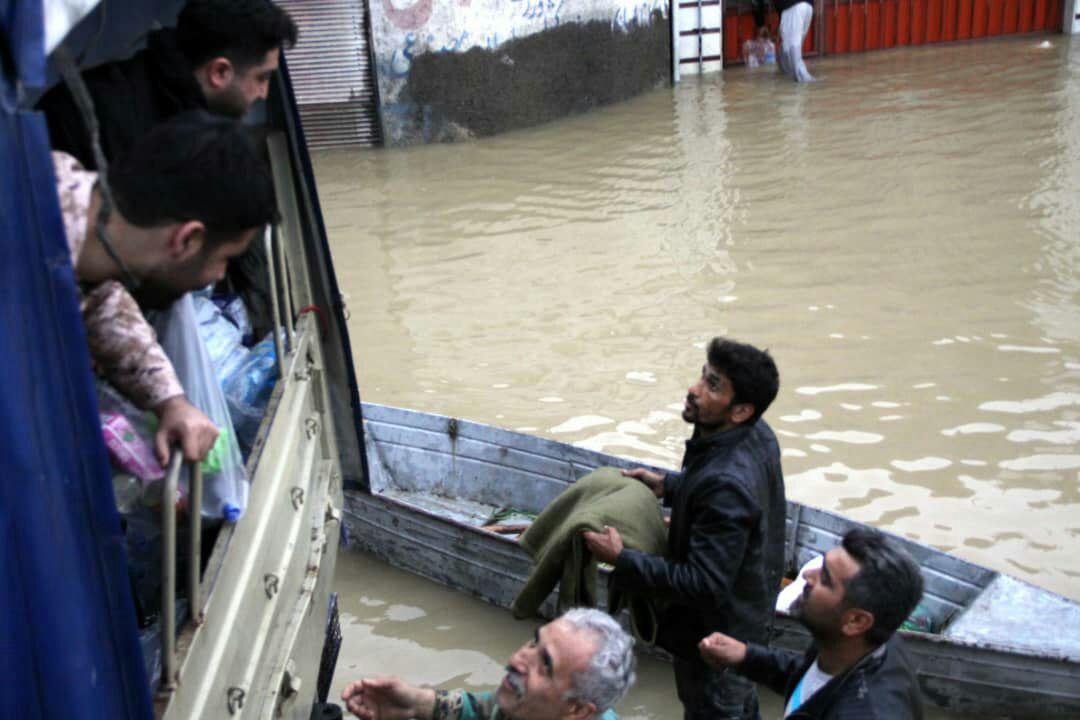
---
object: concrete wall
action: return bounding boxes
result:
[368,0,670,145]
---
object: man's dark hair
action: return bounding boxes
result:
[706,337,780,423]
[841,528,925,646]
[108,111,279,240]
[177,0,298,69]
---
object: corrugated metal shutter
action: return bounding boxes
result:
[278,0,381,148]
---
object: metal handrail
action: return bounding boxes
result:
[265,225,288,380]
[274,224,296,354]
[189,461,204,625]
[160,451,205,694]
[160,452,180,692]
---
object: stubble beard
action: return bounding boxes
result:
[682,395,697,424]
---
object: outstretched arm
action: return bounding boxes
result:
[702,635,806,698]
[342,677,437,720]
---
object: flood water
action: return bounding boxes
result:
[317,35,1078,719]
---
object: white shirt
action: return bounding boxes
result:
[784,659,833,717]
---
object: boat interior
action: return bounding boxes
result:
[357,401,1080,666]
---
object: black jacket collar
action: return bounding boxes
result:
[786,642,890,718]
[682,423,753,468]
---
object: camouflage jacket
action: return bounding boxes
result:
[432,690,618,720]
[54,151,184,410]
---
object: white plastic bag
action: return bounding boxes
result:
[193,293,250,381]
[154,294,249,521]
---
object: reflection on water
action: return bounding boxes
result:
[320,33,1077,719]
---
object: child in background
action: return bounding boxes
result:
[742,26,776,67]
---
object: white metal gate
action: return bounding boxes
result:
[674,0,724,76]
[278,0,381,148]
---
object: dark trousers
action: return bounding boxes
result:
[673,656,760,720]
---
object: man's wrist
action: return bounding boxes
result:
[419,687,440,720]
[153,393,187,416]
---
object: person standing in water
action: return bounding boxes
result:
[753,0,815,82]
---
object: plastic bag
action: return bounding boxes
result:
[214,293,254,346]
[97,382,165,482]
[102,412,165,482]
[224,332,279,455]
[154,294,249,521]
[193,294,250,382]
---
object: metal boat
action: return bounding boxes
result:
[346,402,1080,719]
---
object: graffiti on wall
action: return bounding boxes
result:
[382,0,494,30]
[612,2,664,31]
[378,0,666,90]
[389,29,507,77]
[382,0,661,33]
[514,0,565,24]
[382,0,433,30]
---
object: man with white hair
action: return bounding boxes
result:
[342,608,636,720]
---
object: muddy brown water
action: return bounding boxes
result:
[317,35,1078,719]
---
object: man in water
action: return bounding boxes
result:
[752,0,815,82]
[699,528,925,719]
[55,112,278,462]
[584,337,785,720]
[341,608,636,720]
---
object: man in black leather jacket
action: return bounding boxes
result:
[699,528,925,719]
[584,337,785,720]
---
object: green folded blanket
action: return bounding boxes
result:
[512,467,668,644]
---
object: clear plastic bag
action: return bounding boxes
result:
[193,294,250,382]
[223,332,279,456]
[214,293,254,346]
[154,294,249,521]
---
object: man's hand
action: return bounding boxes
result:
[153,395,219,465]
[582,526,624,564]
[342,677,435,720]
[621,468,664,499]
[699,632,747,670]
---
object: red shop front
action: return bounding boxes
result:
[722,0,1065,65]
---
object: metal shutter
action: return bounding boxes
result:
[278,0,381,148]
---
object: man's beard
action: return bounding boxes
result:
[683,394,731,432]
[206,85,249,118]
[790,593,841,643]
[681,394,696,423]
